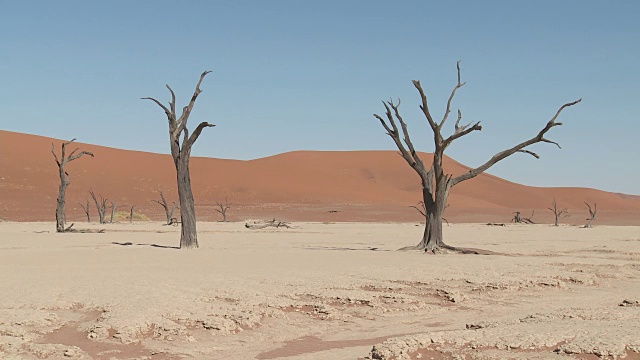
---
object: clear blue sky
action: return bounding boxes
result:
[1,1,638,194]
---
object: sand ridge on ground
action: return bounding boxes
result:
[1,221,639,359]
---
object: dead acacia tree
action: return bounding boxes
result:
[215,198,231,222]
[78,199,91,223]
[152,190,179,225]
[548,199,569,226]
[129,205,136,224]
[143,71,215,249]
[51,139,94,232]
[89,191,108,224]
[374,62,580,252]
[582,202,597,228]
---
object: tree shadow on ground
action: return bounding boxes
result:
[111,242,179,249]
[301,246,390,252]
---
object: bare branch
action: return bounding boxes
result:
[452,99,581,186]
[141,97,172,120]
[177,71,212,130]
[51,143,61,166]
[186,122,216,149]
[166,84,176,116]
[440,60,466,129]
[443,121,482,147]
[517,149,540,159]
[410,202,427,218]
[67,151,94,162]
[412,80,438,133]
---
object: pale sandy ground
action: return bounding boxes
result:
[1,221,639,360]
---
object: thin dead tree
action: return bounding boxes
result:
[89,191,108,224]
[548,199,569,226]
[152,191,179,225]
[374,61,580,252]
[78,199,91,223]
[143,71,215,248]
[582,202,597,228]
[215,198,231,222]
[109,200,124,224]
[51,139,94,232]
[129,205,136,224]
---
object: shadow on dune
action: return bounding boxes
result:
[111,241,179,249]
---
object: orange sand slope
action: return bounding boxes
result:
[1,130,638,224]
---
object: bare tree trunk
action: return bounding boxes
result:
[418,200,443,251]
[55,172,69,232]
[109,200,122,224]
[129,205,136,224]
[51,139,94,232]
[143,71,215,249]
[176,159,198,248]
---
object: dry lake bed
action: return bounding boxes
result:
[1,221,639,359]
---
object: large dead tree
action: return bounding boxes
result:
[374,62,580,252]
[143,71,215,249]
[51,139,94,232]
[548,199,569,226]
[582,202,597,228]
[152,190,179,225]
[215,198,231,222]
[89,191,108,224]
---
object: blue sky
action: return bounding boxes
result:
[1,1,638,194]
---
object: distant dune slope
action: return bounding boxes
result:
[1,130,638,224]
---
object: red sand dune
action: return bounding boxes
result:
[1,130,639,225]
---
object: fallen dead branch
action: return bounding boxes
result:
[245,219,292,230]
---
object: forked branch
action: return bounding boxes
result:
[452,99,581,186]
[142,71,214,153]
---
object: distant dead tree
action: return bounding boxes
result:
[129,205,136,224]
[152,191,179,225]
[511,210,535,224]
[78,199,91,223]
[89,191,108,224]
[582,202,597,228]
[215,198,231,222]
[109,200,124,224]
[143,71,215,249]
[548,199,569,226]
[51,139,94,232]
[374,61,580,252]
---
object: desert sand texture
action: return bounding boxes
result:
[1,221,639,359]
[1,130,639,225]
